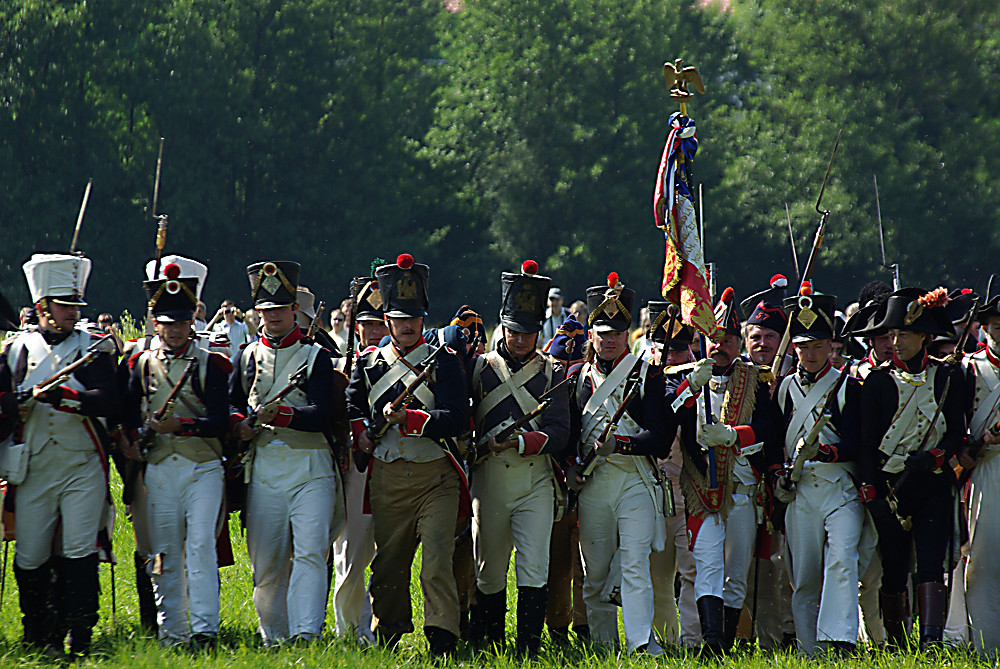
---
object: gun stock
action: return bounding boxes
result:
[137,357,199,459]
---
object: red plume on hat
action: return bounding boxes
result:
[163,263,182,280]
[607,272,619,288]
[522,259,538,276]
[918,286,949,309]
[396,253,414,270]
[799,280,813,296]
[770,274,788,289]
[719,286,734,305]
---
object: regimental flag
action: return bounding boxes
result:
[653,111,716,338]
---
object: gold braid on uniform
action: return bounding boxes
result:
[38,297,65,333]
[679,359,760,524]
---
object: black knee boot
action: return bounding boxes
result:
[425,626,457,657]
[516,586,547,658]
[134,553,158,634]
[469,587,506,650]
[14,561,60,652]
[722,605,742,652]
[697,596,724,656]
[917,582,948,651]
[60,554,99,657]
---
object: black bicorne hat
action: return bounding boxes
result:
[374,254,429,318]
[783,290,837,343]
[586,272,635,333]
[833,314,867,359]
[353,276,385,322]
[499,260,550,334]
[980,275,1000,322]
[870,287,954,337]
[145,263,199,323]
[945,288,978,325]
[247,261,300,309]
[740,274,789,320]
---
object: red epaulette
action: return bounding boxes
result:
[208,351,234,374]
[127,351,144,370]
[238,341,252,350]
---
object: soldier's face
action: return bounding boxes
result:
[983,317,1000,350]
[889,329,928,362]
[260,304,297,336]
[387,316,423,348]
[591,329,628,361]
[155,320,193,351]
[869,333,894,362]
[794,338,832,374]
[707,333,741,369]
[745,325,780,366]
[664,347,691,366]
[357,320,389,348]
[40,301,79,332]
[503,327,537,360]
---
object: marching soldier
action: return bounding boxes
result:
[346,254,469,656]
[674,287,782,655]
[770,290,873,656]
[646,304,701,648]
[230,260,346,645]
[467,260,570,656]
[846,281,895,379]
[958,277,1000,654]
[332,275,385,643]
[0,253,117,658]
[569,273,673,654]
[741,274,791,374]
[856,287,965,649]
[121,262,231,647]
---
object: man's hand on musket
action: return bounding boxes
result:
[234,419,257,442]
[984,429,1000,446]
[121,436,142,461]
[487,435,516,454]
[357,430,375,455]
[150,416,182,434]
[383,403,406,426]
[958,445,977,471]
[30,385,61,406]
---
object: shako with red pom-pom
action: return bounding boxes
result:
[586,272,635,333]
[500,260,551,334]
[374,253,430,318]
[246,261,301,310]
[144,265,201,323]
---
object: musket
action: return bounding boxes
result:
[151,138,168,280]
[353,343,449,472]
[70,179,93,254]
[343,278,360,380]
[788,369,849,484]
[765,130,842,383]
[874,175,901,290]
[578,365,644,480]
[785,203,800,281]
[136,357,199,460]
[469,376,569,467]
[306,301,326,338]
[16,334,114,406]
[943,296,980,366]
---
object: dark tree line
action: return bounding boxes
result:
[2,0,997,323]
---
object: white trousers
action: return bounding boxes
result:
[692,492,756,608]
[247,474,337,644]
[332,464,374,641]
[130,470,153,556]
[784,474,863,653]
[579,463,657,651]
[650,510,700,647]
[858,554,885,645]
[472,453,554,594]
[145,456,224,643]
[14,444,104,569]
[966,454,1000,654]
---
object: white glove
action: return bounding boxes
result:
[687,358,714,393]
[774,475,796,503]
[699,422,737,448]
[796,437,819,462]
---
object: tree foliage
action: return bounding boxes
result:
[1,0,997,322]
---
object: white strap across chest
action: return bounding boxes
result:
[969,357,1000,440]
[367,343,434,411]
[580,355,643,442]
[247,342,315,410]
[19,330,87,391]
[474,352,547,428]
[783,369,840,452]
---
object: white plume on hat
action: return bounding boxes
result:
[145,255,209,299]
[23,253,92,305]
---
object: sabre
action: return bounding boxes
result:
[785,203,800,281]
[874,175,901,290]
[70,179,93,254]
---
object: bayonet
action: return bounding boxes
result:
[70,179,93,254]
[874,175,901,290]
[785,203,800,281]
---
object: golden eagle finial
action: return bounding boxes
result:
[664,59,705,102]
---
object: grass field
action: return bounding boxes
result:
[1,470,996,668]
